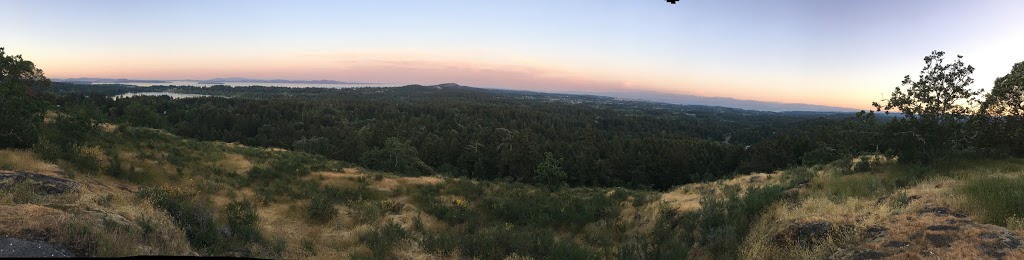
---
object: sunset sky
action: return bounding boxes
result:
[5,0,1024,109]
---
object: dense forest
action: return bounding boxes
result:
[46,82,879,190]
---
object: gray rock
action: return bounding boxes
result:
[0,237,73,257]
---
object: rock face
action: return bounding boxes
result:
[0,237,73,257]
[0,170,79,195]
[773,221,854,248]
[827,206,1024,259]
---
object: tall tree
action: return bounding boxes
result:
[872,51,982,161]
[978,61,1024,154]
[0,47,51,148]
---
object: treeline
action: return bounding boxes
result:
[51,84,868,190]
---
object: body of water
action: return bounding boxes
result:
[113,92,214,99]
[94,81,393,88]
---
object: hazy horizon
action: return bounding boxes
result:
[6,0,1024,110]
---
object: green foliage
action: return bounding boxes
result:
[800,146,848,166]
[34,105,103,172]
[359,137,432,176]
[695,184,785,257]
[349,199,403,223]
[958,175,1024,226]
[978,60,1024,155]
[55,82,838,190]
[292,136,337,157]
[421,223,597,259]
[225,200,262,244]
[0,47,51,148]
[873,51,982,162]
[813,173,887,201]
[358,222,408,259]
[533,152,567,187]
[138,187,225,254]
[123,102,168,128]
[479,185,620,229]
[269,152,316,177]
[305,194,338,224]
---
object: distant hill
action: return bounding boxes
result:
[52,78,858,112]
[197,77,377,85]
[571,90,861,113]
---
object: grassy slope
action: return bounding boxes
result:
[3,123,1024,259]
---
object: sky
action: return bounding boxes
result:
[4,0,1024,109]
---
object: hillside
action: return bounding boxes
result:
[3,122,1024,258]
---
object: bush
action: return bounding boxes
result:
[421,223,596,259]
[350,200,403,223]
[480,185,619,229]
[138,187,224,253]
[305,195,337,224]
[359,222,408,259]
[225,200,262,243]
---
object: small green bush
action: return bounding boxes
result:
[421,223,596,259]
[359,222,408,259]
[225,200,262,243]
[305,195,337,224]
[350,200,403,223]
[138,187,225,253]
[480,185,619,229]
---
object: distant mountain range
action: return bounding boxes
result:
[53,77,376,85]
[52,77,862,112]
[568,90,862,113]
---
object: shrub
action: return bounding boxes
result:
[480,185,619,229]
[421,223,596,259]
[305,195,337,224]
[225,200,262,243]
[138,187,224,253]
[350,200,403,223]
[359,222,408,259]
[533,152,567,187]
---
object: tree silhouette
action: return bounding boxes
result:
[0,47,51,148]
[873,51,982,161]
[978,60,1024,155]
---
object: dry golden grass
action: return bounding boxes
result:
[660,172,780,212]
[0,169,194,256]
[307,171,360,189]
[256,201,369,259]
[309,168,444,192]
[99,123,119,132]
[0,149,62,174]
[216,153,253,175]
[0,204,69,236]
[742,163,1024,260]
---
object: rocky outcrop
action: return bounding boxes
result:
[0,237,73,257]
[829,206,1024,259]
[0,170,79,195]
